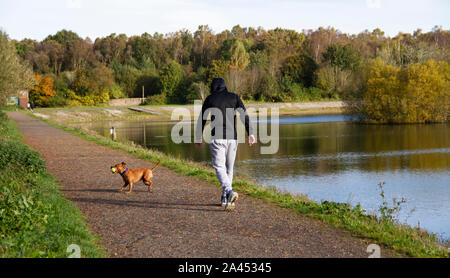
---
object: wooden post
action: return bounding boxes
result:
[143,122,146,147]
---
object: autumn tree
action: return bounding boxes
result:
[71,64,114,95]
[352,28,386,60]
[263,28,306,76]
[29,74,56,106]
[360,59,449,123]
[304,27,346,63]
[94,33,128,65]
[67,38,94,70]
[41,40,65,75]
[193,25,218,69]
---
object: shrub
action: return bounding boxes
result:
[0,141,46,173]
[65,89,109,106]
[258,74,279,101]
[45,91,69,107]
[108,83,127,99]
[277,76,323,102]
[144,93,167,105]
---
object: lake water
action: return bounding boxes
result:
[87,114,450,240]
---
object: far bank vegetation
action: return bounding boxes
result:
[1,26,449,123]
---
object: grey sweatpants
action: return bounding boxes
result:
[210,139,238,198]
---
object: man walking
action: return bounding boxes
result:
[195,78,255,211]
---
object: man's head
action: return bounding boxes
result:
[210,78,227,94]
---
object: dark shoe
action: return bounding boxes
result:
[220,195,227,208]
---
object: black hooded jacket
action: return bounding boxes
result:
[196,78,253,140]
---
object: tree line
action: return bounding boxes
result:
[1,25,449,122]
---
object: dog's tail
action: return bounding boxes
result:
[151,160,161,171]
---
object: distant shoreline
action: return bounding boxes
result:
[30,101,346,124]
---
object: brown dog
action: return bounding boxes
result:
[111,160,160,193]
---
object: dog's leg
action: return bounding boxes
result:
[118,183,128,192]
[144,180,153,192]
[126,183,133,194]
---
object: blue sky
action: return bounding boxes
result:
[1,0,449,41]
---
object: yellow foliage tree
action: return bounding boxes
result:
[29,74,56,107]
[362,59,449,123]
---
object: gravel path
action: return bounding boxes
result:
[9,112,398,258]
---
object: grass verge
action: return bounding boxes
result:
[28,112,449,258]
[0,110,106,258]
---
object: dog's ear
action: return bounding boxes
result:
[121,161,126,165]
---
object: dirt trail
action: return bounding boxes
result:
[8,112,398,258]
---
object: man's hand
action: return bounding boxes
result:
[195,142,203,148]
[248,134,256,146]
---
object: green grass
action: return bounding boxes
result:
[0,110,106,258]
[27,112,450,258]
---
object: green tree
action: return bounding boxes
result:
[281,54,318,87]
[111,61,141,96]
[159,61,185,103]
[0,30,34,102]
[249,50,269,70]
[323,44,361,72]
[321,44,362,97]
[94,33,128,65]
[14,39,35,59]
[207,59,229,83]
[228,39,250,71]
[44,29,81,45]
